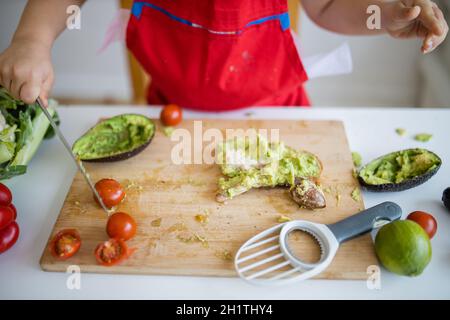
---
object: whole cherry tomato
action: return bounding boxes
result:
[0,221,19,254]
[160,104,182,127]
[0,205,15,230]
[0,183,12,206]
[106,212,137,241]
[94,178,125,209]
[8,203,17,220]
[407,211,437,239]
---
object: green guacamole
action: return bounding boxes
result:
[72,114,154,160]
[216,134,322,200]
[359,148,441,185]
[352,152,362,167]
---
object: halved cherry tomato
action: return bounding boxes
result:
[0,183,12,206]
[8,203,17,220]
[95,238,131,266]
[94,178,125,209]
[50,229,82,260]
[407,211,437,239]
[106,212,137,241]
[0,221,19,254]
[0,205,15,230]
[160,104,182,127]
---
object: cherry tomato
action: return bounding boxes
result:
[0,221,19,254]
[407,211,437,239]
[95,238,131,266]
[50,229,82,260]
[160,104,182,127]
[94,179,125,209]
[8,203,17,220]
[106,212,137,241]
[0,205,15,230]
[0,183,12,206]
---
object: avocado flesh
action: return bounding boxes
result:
[359,149,441,186]
[216,134,322,200]
[72,114,155,161]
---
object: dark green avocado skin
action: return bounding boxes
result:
[73,114,155,162]
[443,187,450,211]
[358,163,441,192]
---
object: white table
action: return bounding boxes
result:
[1,106,449,300]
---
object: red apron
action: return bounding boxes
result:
[126,0,310,111]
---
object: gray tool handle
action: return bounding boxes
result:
[327,202,402,243]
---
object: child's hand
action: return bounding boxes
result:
[385,0,448,54]
[0,40,54,106]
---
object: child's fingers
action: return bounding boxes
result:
[433,4,448,34]
[0,68,12,93]
[391,1,420,23]
[19,81,41,105]
[394,3,421,22]
[10,79,25,102]
[422,31,447,54]
[422,6,448,54]
[422,34,435,53]
[416,24,429,38]
[0,76,12,93]
[418,2,444,36]
[0,68,4,89]
[39,93,48,108]
[39,74,54,107]
[17,71,43,104]
[421,33,445,54]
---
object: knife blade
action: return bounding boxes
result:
[36,97,112,215]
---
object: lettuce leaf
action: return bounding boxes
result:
[0,165,27,180]
[0,87,58,180]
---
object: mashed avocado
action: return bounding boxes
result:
[352,152,362,167]
[359,148,441,185]
[216,134,322,201]
[414,133,433,142]
[72,114,154,160]
[396,128,406,136]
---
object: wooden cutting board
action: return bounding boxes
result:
[40,119,377,279]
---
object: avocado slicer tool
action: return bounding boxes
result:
[234,202,402,285]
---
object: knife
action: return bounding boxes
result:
[36,97,112,215]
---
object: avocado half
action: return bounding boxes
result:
[72,114,155,162]
[358,148,441,192]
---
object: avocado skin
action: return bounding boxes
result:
[443,187,450,211]
[358,164,440,192]
[73,114,155,162]
[358,149,441,192]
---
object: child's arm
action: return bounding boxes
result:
[0,0,86,105]
[302,0,448,54]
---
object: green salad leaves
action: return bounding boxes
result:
[0,87,58,180]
